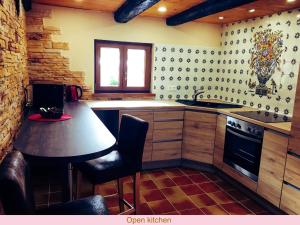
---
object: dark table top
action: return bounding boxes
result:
[14,102,116,163]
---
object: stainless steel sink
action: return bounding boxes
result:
[176,99,243,109]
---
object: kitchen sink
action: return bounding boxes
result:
[176,99,243,108]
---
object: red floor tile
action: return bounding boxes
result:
[108,206,119,215]
[171,176,193,186]
[140,203,154,215]
[201,205,229,215]
[141,180,158,191]
[171,197,197,211]
[104,195,119,208]
[161,186,186,199]
[142,189,166,202]
[154,177,177,189]
[163,211,180,215]
[199,182,221,193]
[180,184,204,196]
[165,168,185,177]
[149,170,168,179]
[221,202,252,215]
[189,174,210,183]
[148,199,176,214]
[207,191,235,204]
[179,208,205,215]
[190,194,217,208]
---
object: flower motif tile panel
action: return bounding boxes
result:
[152,9,300,116]
[219,9,300,116]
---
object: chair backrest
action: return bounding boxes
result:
[0,151,35,215]
[118,114,149,172]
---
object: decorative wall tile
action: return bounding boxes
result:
[152,9,300,116]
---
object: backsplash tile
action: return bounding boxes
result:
[152,9,300,116]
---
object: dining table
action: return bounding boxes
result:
[14,101,116,201]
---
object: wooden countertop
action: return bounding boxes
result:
[85,100,291,135]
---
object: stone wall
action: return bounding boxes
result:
[0,0,28,159]
[26,6,92,99]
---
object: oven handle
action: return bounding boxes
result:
[226,127,262,144]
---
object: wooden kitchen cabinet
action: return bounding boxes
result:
[257,130,288,207]
[284,152,300,188]
[119,110,153,162]
[152,110,184,161]
[280,183,300,215]
[213,115,227,169]
[182,110,217,164]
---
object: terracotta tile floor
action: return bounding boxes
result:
[32,166,272,215]
[95,167,272,215]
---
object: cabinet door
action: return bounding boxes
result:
[257,130,288,207]
[284,153,300,188]
[288,65,300,155]
[119,110,153,162]
[280,183,300,215]
[213,115,227,169]
[182,111,217,164]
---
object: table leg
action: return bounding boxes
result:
[68,163,73,201]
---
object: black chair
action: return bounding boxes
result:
[0,151,109,215]
[76,114,149,215]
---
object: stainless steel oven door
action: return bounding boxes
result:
[223,126,263,181]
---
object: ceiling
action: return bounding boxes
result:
[32,0,300,24]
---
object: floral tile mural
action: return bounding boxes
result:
[152,9,300,116]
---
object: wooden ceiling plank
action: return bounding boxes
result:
[114,0,161,23]
[166,0,256,26]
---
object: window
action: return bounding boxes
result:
[94,40,152,93]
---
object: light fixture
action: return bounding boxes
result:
[219,16,224,20]
[287,0,296,3]
[249,9,255,13]
[158,6,167,13]
[297,14,300,18]
[75,0,84,2]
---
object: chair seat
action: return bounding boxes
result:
[76,150,131,184]
[37,195,108,215]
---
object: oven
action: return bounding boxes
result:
[223,116,264,181]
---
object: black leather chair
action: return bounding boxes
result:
[76,114,149,215]
[0,151,109,215]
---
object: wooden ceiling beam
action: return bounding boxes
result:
[166,0,256,26]
[114,0,160,23]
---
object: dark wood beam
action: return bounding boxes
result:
[22,0,32,11]
[114,0,160,23]
[166,0,256,26]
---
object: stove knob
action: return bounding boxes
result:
[228,121,232,125]
[247,127,252,133]
[237,124,241,129]
[232,122,236,127]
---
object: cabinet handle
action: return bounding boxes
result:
[287,150,300,159]
[284,181,300,192]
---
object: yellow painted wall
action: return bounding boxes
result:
[36,4,221,90]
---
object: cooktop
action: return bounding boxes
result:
[233,110,291,123]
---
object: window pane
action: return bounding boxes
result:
[100,47,120,87]
[126,49,146,87]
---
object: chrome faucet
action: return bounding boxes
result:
[193,89,205,102]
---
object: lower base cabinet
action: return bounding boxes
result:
[280,183,300,214]
[182,110,217,164]
[257,130,288,207]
